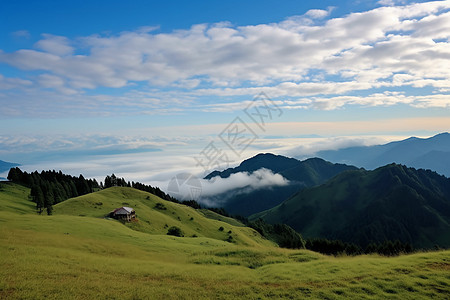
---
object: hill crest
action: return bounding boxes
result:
[54,186,273,247]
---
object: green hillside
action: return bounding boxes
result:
[253,164,450,249]
[0,181,35,214]
[54,186,271,247]
[1,181,450,299]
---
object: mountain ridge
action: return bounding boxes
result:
[0,160,20,173]
[203,153,358,216]
[316,132,450,176]
[252,163,450,249]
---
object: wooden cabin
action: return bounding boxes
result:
[110,206,136,222]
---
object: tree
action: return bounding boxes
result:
[7,167,22,182]
[33,185,45,214]
[167,226,184,237]
[46,205,53,215]
[111,174,117,187]
[69,181,78,198]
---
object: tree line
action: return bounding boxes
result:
[104,173,187,204]
[305,238,414,256]
[207,209,415,256]
[8,169,196,215]
[8,167,99,215]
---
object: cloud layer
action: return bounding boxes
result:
[164,168,290,206]
[201,168,289,196]
[0,1,449,116]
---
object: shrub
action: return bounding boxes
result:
[167,226,184,237]
[154,203,167,210]
[219,226,224,231]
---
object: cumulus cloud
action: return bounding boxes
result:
[0,1,449,116]
[34,34,74,56]
[162,168,290,206]
[305,8,334,19]
[201,168,289,196]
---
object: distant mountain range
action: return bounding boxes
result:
[204,153,357,216]
[252,164,450,249]
[317,132,450,177]
[0,160,20,174]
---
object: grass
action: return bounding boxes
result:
[0,181,35,214]
[54,186,272,247]
[1,182,449,299]
[198,208,246,227]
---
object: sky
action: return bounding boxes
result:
[0,0,449,191]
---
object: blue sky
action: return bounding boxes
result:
[0,0,449,183]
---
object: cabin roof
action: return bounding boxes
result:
[113,206,134,215]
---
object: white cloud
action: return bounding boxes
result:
[163,168,290,206]
[305,8,333,19]
[284,136,392,158]
[0,1,449,116]
[199,91,448,112]
[34,34,74,56]
[37,74,78,95]
[201,168,289,196]
[0,74,32,90]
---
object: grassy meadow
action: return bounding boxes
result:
[1,181,449,299]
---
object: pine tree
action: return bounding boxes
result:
[46,205,53,215]
[70,181,78,198]
[34,186,45,214]
[104,175,112,188]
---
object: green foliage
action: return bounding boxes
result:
[181,200,201,209]
[105,174,179,203]
[208,207,230,217]
[254,164,450,249]
[167,226,184,237]
[104,174,128,188]
[8,167,99,214]
[207,208,305,249]
[218,226,224,231]
[248,218,305,249]
[365,240,414,256]
[154,202,167,210]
